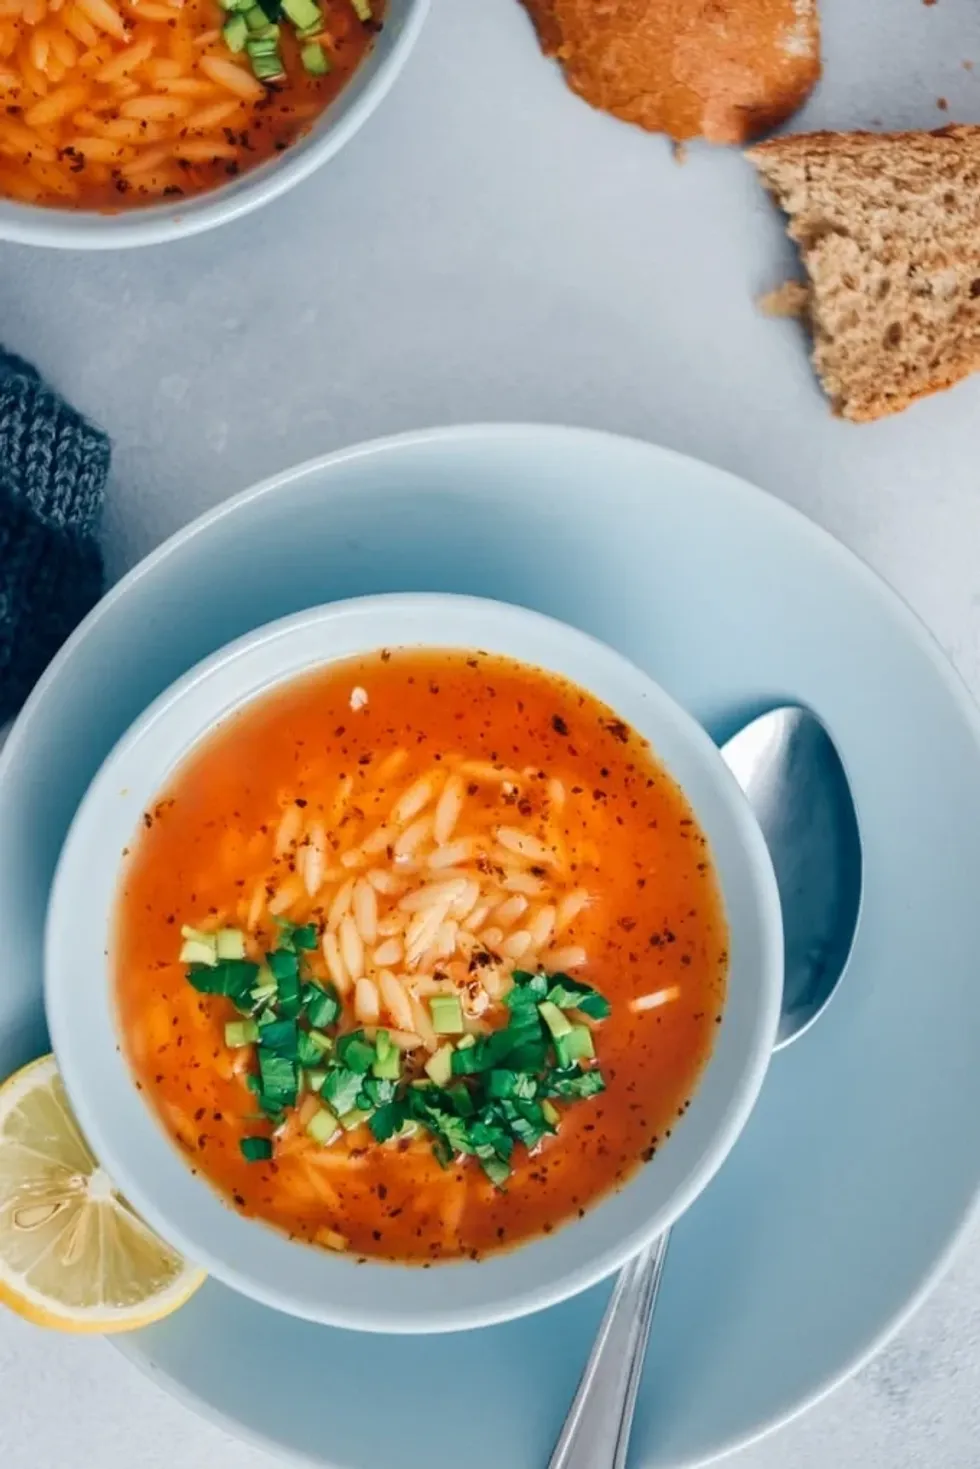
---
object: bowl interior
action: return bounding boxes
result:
[45,592,782,1332]
[0,0,427,249]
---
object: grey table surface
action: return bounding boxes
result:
[4,0,980,1463]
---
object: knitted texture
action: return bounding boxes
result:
[0,350,109,723]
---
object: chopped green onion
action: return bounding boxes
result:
[486,1068,517,1099]
[179,933,218,967]
[305,1104,340,1144]
[429,994,464,1035]
[306,1066,328,1092]
[257,1018,299,1057]
[334,1031,375,1074]
[424,1044,454,1087]
[296,1029,326,1067]
[307,1029,333,1054]
[222,13,248,48]
[244,3,269,25]
[267,948,298,980]
[239,1136,272,1162]
[300,39,328,72]
[291,923,318,951]
[258,1049,297,1107]
[225,1018,259,1048]
[541,1099,560,1127]
[340,1107,373,1132]
[276,969,302,1020]
[303,984,340,1029]
[456,1033,476,1051]
[216,927,246,960]
[538,1000,572,1040]
[349,0,370,19]
[555,1024,595,1067]
[281,0,321,26]
[247,40,284,77]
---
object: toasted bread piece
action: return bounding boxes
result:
[521,0,820,144]
[751,125,980,421]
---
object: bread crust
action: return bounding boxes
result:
[521,0,821,144]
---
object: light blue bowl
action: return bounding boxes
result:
[45,591,783,1334]
[0,0,428,249]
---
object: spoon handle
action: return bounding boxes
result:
[547,1231,671,1469]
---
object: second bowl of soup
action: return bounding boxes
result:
[46,593,783,1331]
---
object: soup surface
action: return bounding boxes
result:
[115,649,728,1263]
[0,0,378,209]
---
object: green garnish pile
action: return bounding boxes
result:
[217,0,371,86]
[181,920,610,1189]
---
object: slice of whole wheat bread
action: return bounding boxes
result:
[750,125,980,421]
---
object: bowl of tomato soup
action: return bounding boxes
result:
[46,593,782,1331]
[0,0,427,246]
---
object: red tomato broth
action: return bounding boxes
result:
[0,0,380,211]
[114,649,728,1263]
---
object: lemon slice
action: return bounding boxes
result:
[0,1054,204,1332]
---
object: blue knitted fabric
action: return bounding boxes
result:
[0,349,108,723]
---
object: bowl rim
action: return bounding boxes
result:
[45,590,784,1331]
[0,0,429,250]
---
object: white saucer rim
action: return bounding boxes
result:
[6,421,980,1467]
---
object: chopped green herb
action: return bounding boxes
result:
[479,1154,510,1188]
[321,1066,364,1116]
[361,1076,397,1108]
[509,969,549,1002]
[239,1136,272,1162]
[545,974,612,1020]
[186,957,259,1003]
[429,994,464,1035]
[541,1066,606,1100]
[369,1101,407,1143]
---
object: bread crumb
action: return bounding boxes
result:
[757,281,810,319]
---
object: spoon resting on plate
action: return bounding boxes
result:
[548,705,863,1469]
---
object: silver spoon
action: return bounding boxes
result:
[548,705,863,1469]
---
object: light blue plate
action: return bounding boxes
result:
[3,425,980,1468]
